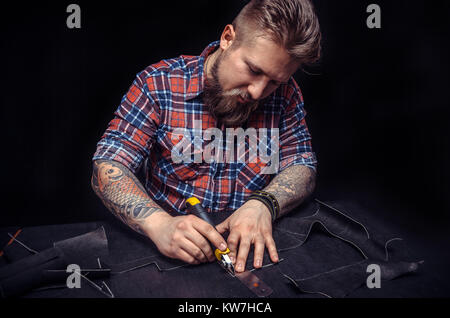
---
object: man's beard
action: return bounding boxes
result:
[203,51,259,127]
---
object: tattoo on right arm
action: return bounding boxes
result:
[91,159,165,234]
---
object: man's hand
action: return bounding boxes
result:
[216,200,279,273]
[92,159,229,265]
[143,213,228,265]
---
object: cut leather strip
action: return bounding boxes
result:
[107,255,188,274]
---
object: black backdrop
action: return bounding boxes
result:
[1,0,449,229]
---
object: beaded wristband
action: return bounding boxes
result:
[247,190,280,222]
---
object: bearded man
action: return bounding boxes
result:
[91,0,321,273]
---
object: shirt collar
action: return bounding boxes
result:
[185,41,220,100]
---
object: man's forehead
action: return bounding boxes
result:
[238,37,299,82]
[244,58,293,84]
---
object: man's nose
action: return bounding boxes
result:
[247,78,269,101]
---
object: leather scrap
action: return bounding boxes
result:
[0,226,110,297]
[276,200,422,297]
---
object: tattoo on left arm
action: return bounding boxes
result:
[263,165,316,218]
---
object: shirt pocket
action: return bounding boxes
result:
[157,129,205,182]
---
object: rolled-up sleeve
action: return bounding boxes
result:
[92,73,160,174]
[278,80,317,172]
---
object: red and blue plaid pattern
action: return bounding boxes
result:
[93,41,317,214]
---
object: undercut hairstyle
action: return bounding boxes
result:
[232,0,322,65]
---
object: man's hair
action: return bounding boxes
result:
[232,0,322,65]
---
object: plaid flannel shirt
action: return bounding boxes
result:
[93,41,317,214]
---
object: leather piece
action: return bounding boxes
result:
[96,199,421,298]
[282,260,421,298]
[274,200,422,297]
[0,199,423,298]
[54,226,109,268]
[0,247,66,297]
[1,223,105,263]
[0,226,110,298]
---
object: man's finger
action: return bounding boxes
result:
[253,235,265,268]
[235,237,251,273]
[226,230,240,264]
[179,237,209,263]
[177,247,201,265]
[215,220,229,235]
[191,217,228,252]
[185,228,216,262]
[264,234,279,263]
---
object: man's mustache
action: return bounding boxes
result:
[222,88,254,103]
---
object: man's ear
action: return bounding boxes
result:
[219,24,236,51]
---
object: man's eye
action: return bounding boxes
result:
[248,67,260,75]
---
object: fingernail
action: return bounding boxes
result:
[237,263,243,272]
[256,259,262,267]
[220,243,226,251]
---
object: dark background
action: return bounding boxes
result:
[1,0,449,233]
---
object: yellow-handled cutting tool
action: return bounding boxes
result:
[185,197,235,276]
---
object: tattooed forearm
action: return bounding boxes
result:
[91,159,166,234]
[263,165,316,218]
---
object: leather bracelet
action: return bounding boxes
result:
[247,190,280,222]
[255,190,280,221]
